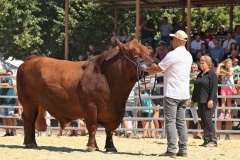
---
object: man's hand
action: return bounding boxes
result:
[139,64,147,71]
[190,100,194,107]
[208,100,213,109]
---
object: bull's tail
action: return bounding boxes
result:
[35,105,47,132]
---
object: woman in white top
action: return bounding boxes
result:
[222,32,236,53]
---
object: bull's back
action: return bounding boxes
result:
[17,56,85,120]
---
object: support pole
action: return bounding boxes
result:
[230,1,233,32]
[136,0,140,41]
[181,4,185,31]
[187,0,191,51]
[114,7,118,30]
[64,0,69,60]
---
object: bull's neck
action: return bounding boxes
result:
[103,55,138,97]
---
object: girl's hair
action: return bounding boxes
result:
[222,58,232,64]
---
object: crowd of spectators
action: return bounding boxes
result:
[188,25,240,140]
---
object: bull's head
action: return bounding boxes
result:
[114,39,154,65]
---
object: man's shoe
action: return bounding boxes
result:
[176,152,188,157]
[199,141,208,147]
[205,141,217,147]
[159,151,176,158]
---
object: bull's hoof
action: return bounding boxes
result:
[86,146,99,152]
[106,147,118,152]
[24,144,38,149]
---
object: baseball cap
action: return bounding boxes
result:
[169,30,188,41]
[158,40,166,46]
[219,25,225,29]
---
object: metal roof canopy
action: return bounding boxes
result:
[90,0,240,9]
[64,0,240,59]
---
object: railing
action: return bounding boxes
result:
[1,74,240,138]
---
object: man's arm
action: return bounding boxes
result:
[140,64,163,75]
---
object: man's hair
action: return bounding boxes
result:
[192,62,198,66]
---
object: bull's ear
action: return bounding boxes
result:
[146,46,153,56]
[105,48,119,61]
[115,38,128,53]
[114,38,122,47]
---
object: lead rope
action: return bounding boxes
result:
[122,54,151,106]
[136,63,143,106]
[152,74,157,92]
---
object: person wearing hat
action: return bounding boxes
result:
[153,40,169,64]
[216,25,227,47]
[139,30,192,158]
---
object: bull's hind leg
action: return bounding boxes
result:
[22,104,38,148]
[105,129,117,152]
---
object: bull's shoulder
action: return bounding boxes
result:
[24,55,41,61]
[86,48,120,67]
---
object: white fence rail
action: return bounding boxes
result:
[1,75,240,138]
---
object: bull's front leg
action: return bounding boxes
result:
[105,129,117,152]
[86,129,99,152]
[85,118,99,151]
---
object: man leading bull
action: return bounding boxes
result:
[140,30,192,158]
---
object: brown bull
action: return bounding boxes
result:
[16,39,153,152]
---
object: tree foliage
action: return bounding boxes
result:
[0,0,115,60]
[0,1,240,61]
[0,0,44,60]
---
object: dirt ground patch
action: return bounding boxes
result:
[0,129,239,160]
